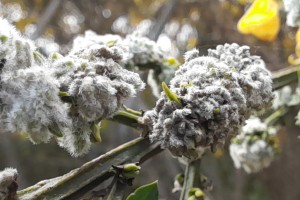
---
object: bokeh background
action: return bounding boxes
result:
[0,0,300,199]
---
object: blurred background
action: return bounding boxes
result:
[0,0,300,199]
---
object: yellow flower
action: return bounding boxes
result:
[295,28,300,57]
[237,0,280,42]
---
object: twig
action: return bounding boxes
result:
[105,179,127,200]
[148,0,179,41]
[110,110,143,128]
[264,107,288,126]
[17,137,158,200]
[30,0,63,40]
[180,159,201,200]
[272,65,300,90]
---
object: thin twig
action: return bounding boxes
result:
[30,0,63,40]
[272,65,300,90]
[148,0,179,41]
[180,159,201,200]
[17,137,156,200]
[264,107,288,126]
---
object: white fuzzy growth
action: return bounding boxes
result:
[208,43,273,112]
[123,31,176,96]
[272,86,292,109]
[143,43,273,160]
[70,30,128,60]
[71,31,123,52]
[0,18,20,61]
[283,0,300,27]
[0,18,35,71]
[71,30,173,97]
[52,43,145,122]
[1,66,71,143]
[0,18,71,144]
[123,31,165,67]
[242,117,267,134]
[0,168,17,200]
[229,118,276,173]
[230,140,275,173]
[58,116,92,157]
[51,38,145,156]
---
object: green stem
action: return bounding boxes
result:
[272,65,300,90]
[17,137,159,200]
[123,105,142,116]
[264,107,288,126]
[110,110,143,128]
[180,159,201,200]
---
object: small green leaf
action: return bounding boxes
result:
[52,52,62,60]
[66,60,74,67]
[58,91,70,97]
[126,181,158,200]
[162,82,181,104]
[213,108,220,114]
[165,57,180,68]
[33,51,45,64]
[48,125,63,138]
[231,137,239,144]
[180,82,193,88]
[49,131,63,138]
[91,123,101,142]
[107,39,117,47]
[0,35,8,42]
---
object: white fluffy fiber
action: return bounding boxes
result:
[229,117,276,173]
[0,168,17,200]
[0,18,71,144]
[283,0,300,27]
[143,43,273,160]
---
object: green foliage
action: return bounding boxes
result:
[161,82,181,104]
[126,181,159,200]
[0,35,7,42]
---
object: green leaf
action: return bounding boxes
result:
[162,82,181,104]
[58,91,70,97]
[33,51,46,64]
[90,122,102,142]
[126,181,159,200]
[0,35,8,42]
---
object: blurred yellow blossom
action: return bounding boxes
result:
[237,0,280,42]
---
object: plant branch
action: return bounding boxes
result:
[109,110,143,128]
[105,179,127,200]
[148,0,179,41]
[264,107,288,126]
[180,159,202,200]
[17,137,160,200]
[272,65,300,90]
[30,0,63,40]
